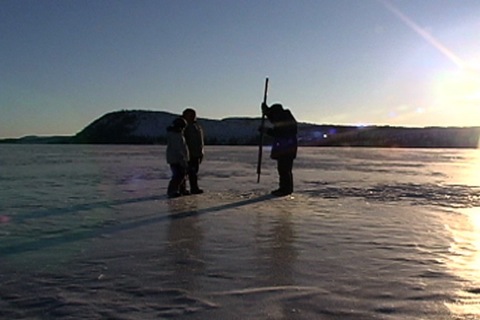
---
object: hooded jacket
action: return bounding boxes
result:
[166,126,189,168]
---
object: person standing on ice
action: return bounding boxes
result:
[261,102,298,196]
[181,108,205,194]
[166,117,189,198]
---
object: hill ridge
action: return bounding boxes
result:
[2,109,479,148]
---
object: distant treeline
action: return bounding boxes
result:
[299,125,480,148]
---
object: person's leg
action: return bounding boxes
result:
[273,157,294,196]
[179,179,190,195]
[284,157,294,193]
[188,157,203,193]
[168,164,186,197]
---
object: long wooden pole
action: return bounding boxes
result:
[257,77,269,183]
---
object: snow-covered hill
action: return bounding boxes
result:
[20,109,478,148]
[73,110,266,144]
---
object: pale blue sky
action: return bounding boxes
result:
[1,0,479,138]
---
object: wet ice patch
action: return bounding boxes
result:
[303,182,480,208]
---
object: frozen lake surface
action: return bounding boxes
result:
[1,145,480,319]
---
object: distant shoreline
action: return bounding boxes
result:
[1,133,479,149]
[1,110,479,148]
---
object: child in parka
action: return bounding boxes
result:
[166,117,189,198]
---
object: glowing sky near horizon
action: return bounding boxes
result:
[1,0,479,138]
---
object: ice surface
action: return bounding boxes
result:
[0,145,480,319]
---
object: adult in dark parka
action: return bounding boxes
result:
[261,102,298,196]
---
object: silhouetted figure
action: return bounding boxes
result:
[261,103,298,196]
[181,108,205,194]
[166,117,189,198]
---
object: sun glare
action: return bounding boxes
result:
[432,65,480,127]
[380,0,480,128]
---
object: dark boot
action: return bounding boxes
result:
[189,174,203,194]
[179,181,190,195]
[167,181,182,198]
[271,189,292,197]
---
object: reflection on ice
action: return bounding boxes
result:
[445,207,480,316]
[255,209,296,287]
[442,151,480,316]
[167,197,205,292]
